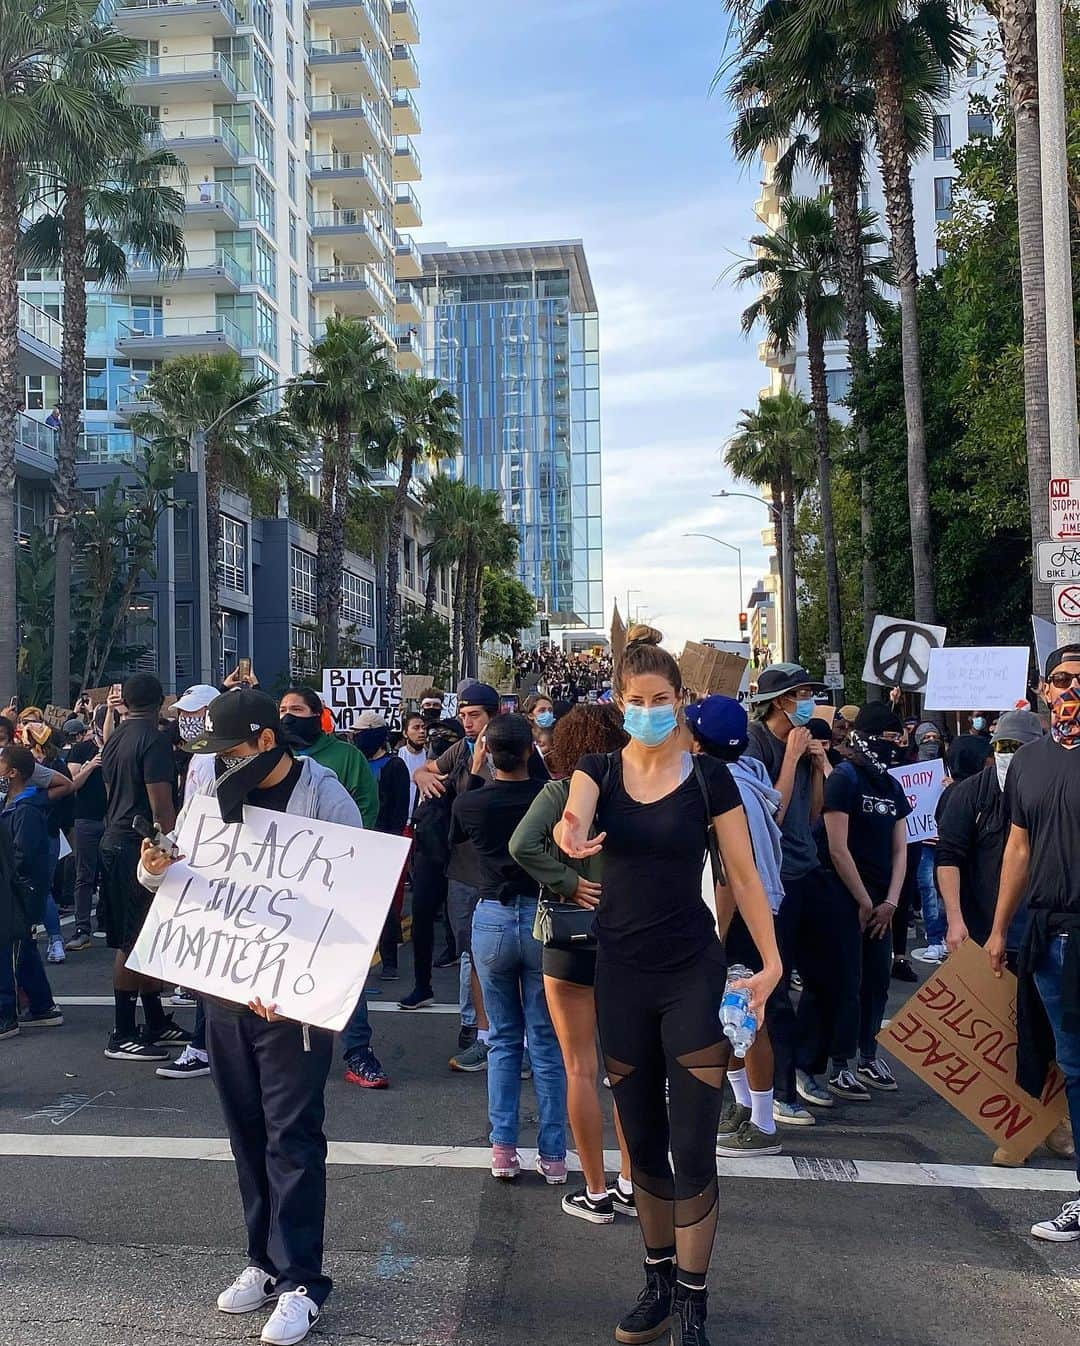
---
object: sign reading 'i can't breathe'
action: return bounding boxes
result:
[321,668,403,732]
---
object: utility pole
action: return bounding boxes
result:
[1037,0,1080,643]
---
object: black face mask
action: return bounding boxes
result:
[421,708,442,727]
[279,713,322,749]
[213,746,288,823]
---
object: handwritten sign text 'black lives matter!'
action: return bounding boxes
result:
[322,667,402,733]
[879,939,1067,1163]
[127,796,411,1031]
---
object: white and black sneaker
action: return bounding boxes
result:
[217,1266,279,1314]
[1031,1196,1080,1242]
[156,1046,210,1079]
[608,1182,637,1217]
[828,1068,872,1101]
[168,988,196,1008]
[562,1188,616,1225]
[260,1288,320,1345]
[104,1032,169,1062]
[142,1016,193,1047]
[857,1058,898,1092]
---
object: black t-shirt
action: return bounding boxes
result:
[68,739,107,823]
[250,759,303,814]
[450,777,545,904]
[101,716,177,842]
[578,750,741,971]
[1006,736,1080,916]
[46,760,73,836]
[823,760,911,901]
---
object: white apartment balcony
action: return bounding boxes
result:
[391,0,419,44]
[183,179,245,227]
[157,115,242,167]
[390,43,419,89]
[16,413,56,478]
[124,248,251,295]
[111,0,241,39]
[391,87,420,135]
[77,430,143,465]
[306,38,383,99]
[309,0,382,46]
[310,264,384,317]
[392,134,421,182]
[308,153,383,211]
[394,281,422,324]
[128,52,245,105]
[392,182,421,228]
[308,94,384,155]
[310,209,386,264]
[396,329,422,371]
[393,232,422,279]
[116,314,247,359]
[18,300,62,377]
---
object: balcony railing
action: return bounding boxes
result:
[17,413,56,461]
[390,42,419,85]
[77,430,140,464]
[19,299,63,352]
[395,281,422,308]
[391,0,419,43]
[311,264,374,286]
[117,313,247,346]
[116,0,242,22]
[308,92,369,114]
[134,51,245,94]
[185,180,244,216]
[306,36,368,58]
[391,87,420,131]
[158,115,242,159]
[394,232,421,271]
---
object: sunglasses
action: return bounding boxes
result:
[993,739,1022,754]
[1047,670,1080,689]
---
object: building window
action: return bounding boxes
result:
[341,571,374,627]
[124,594,158,673]
[174,602,193,683]
[340,637,375,667]
[256,295,277,359]
[934,176,953,221]
[967,107,993,139]
[255,234,276,296]
[285,0,293,24]
[291,328,301,374]
[289,270,299,319]
[286,40,294,85]
[936,241,949,268]
[220,611,241,674]
[933,114,951,160]
[253,46,273,110]
[15,479,47,540]
[290,623,318,677]
[290,545,317,615]
[253,106,274,174]
[172,508,192,583]
[402,537,417,591]
[287,153,297,203]
[824,368,852,404]
[85,358,108,411]
[218,514,248,593]
[252,169,274,235]
[251,0,272,43]
[287,93,296,145]
[289,212,298,261]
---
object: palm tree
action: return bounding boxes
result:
[382,375,460,657]
[131,353,303,672]
[418,473,467,619]
[460,490,518,680]
[286,318,395,664]
[0,0,136,696]
[724,389,816,661]
[734,195,894,665]
[22,96,186,704]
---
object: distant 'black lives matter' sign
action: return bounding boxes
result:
[321,667,402,732]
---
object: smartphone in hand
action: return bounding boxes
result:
[132,814,179,860]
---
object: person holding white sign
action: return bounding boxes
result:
[138,688,363,1346]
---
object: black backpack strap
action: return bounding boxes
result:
[691,755,726,887]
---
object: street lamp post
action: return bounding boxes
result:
[713,489,796,663]
[683,533,744,635]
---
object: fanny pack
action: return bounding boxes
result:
[533,896,597,949]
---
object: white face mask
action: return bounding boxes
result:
[995,752,1014,790]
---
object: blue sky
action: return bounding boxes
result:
[419,0,773,651]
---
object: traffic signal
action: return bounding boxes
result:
[739,611,748,634]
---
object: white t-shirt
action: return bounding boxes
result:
[398,744,427,819]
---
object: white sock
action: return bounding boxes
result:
[617,1174,633,1196]
[728,1068,752,1109]
[587,1188,608,1202]
[750,1088,776,1134]
[476,1028,490,1044]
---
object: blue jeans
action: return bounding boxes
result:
[341,990,373,1061]
[471,897,566,1158]
[459,950,476,1028]
[1033,934,1080,1182]
[917,844,945,946]
[0,937,55,1018]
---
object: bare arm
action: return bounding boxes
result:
[773,727,809,825]
[69,756,102,793]
[553,769,603,858]
[937,865,967,952]
[46,771,75,801]
[988,824,1030,976]
[146,780,176,835]
[713,807,782,1018]
[824,811,874,926]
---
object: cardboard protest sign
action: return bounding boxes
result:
[322,667,402,732]
[922,646,1029,711]
[44,705,72,730]
[679,641,748,699]
[861,615,947,691]
[610,604,627,665]
[878,940,1067,1162]
[888,757,946,843]
[401,674,432,704]
[127,796,411,1031]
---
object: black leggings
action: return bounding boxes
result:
[408,852,446,993]
[595,945,731,1280]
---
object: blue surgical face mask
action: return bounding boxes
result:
[623,703,678,747]
[972,717,987,732]
[535,710,555,729]
[786,698,815,728]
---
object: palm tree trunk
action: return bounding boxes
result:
[860,473,881,701]
[52,187,86,706]
[873,35,937,624]
[316,426,345,667]
[385,449,413,661]
[997,0,1053,620]
[806,324,843,665]
[92,536,155,685]
[423,549,438,617]
[0,153,21,697]
[451,562,464,682]
[204,445,224,679]
[779,462,798,663]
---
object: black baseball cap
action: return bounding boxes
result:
[750,663,824,704]
[187,688,280,754]
[457,680,499,712]
[1045,645,1080,678]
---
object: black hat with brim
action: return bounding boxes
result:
[187,688,280,754]
[750,662,826,704]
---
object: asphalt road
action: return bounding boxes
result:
[1,937,1077,1346]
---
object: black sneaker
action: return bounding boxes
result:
[104,1032,169,1061]
[0,1017,19,1040]
[380,962,399,982]
[19,1005,64,1027]
[155,1048,211,1079]
[562,1188,615,1225]
[457,1023,478,1052]
[608,1183,637,1218]
[434,947,459,969]
[614,1258,674,1344]
[828,1068,872,1101]
[892,957,918,983]
[142,1016,193,1047]
[398,987,434,1010]
[673,1286,711,1346]
[857,1058,898,1091]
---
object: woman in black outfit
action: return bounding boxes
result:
[557,627,781,1346]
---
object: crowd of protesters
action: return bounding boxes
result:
[512,645,614,703]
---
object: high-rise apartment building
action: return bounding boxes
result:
[15,0,432,690]
[420,241,604,632]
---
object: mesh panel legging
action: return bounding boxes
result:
[595,946,731,1280]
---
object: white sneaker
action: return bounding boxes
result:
[911,943,948,965]
[261,1288,320,1345]
[217,1266,279,1314]
[1031,1196,1080,1242]
[46,939,65,964]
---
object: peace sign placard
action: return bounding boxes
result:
[861,615,948,691]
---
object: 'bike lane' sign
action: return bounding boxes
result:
[1037,540,1080,583]
[1049,478,1080,540]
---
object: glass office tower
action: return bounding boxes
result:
[421,241,603,629]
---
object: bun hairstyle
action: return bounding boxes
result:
[614,624,683,697]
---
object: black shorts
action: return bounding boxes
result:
[723,912,764,974]
[100,835,153,955]
[542,940,597,987]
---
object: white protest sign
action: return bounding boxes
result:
[126,796,411,1031]
[888,757,947,843]
[1032,614,1056,677]
[861,615,947,691]
[442,691,458,719]
[322,667,402,733]
[922,647,1030,711]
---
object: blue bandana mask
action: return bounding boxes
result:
[786,698,815,728]
[623,704,678,747]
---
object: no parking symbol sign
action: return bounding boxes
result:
[1053,582,1080,624]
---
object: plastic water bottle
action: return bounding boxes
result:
[719,964,752,1035]
[729,1007,757,1059]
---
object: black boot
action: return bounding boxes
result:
[672,1285,710,1346]
[614,1258,675,1344]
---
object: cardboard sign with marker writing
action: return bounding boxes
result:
[44,705,73,730]
[878,940,1067,1162]
[321,667,402,732]
[679,641,748,699]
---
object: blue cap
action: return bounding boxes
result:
[456,680,500,712]
[685,695,748,749]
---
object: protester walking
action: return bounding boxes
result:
[354,711,411,981]
[63,718,106,951]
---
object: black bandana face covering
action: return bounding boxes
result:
[213,746,287,823]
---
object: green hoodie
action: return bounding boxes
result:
[298,732,379,829]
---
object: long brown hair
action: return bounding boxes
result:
[613,624,682,697]
[546,703,628,777]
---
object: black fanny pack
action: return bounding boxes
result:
[534,897,597,948]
